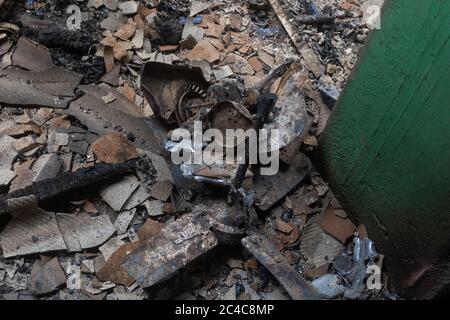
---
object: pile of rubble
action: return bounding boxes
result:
[0,0,394,300]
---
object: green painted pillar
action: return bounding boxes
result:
[317,0,450,298]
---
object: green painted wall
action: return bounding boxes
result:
[317,0,450,297]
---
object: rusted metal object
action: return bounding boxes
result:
[254,63,313,167]
[0,67,81,109]
[141,62,209,124]
[192,196,246,245]
[65,85,165,153]
[123,213,218,288]
[253,155,311,211]
[207,101,254,148]
[242,233,320,300]
[230,93,277,200]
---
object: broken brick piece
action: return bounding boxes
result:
[275,219,293,234]
[29,258,67,296]
[103,45,115,72]
[92,132,139,164]
[137,219,163,242]
[186,40,220,63]
[114,19,137,40]
[121,82,136,102]
[248,56,264,73]
[159,44,179,53]
[316,205,356,244]
[228,14,243,31]
[96,242,140,286]
[206,23,222,38]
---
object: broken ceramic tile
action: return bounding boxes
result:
[300,219,345,268]
[101,12,127,32]
[29,258,67,296]
[114,209,136,234]
[0,196,67,258]
[0,135,18,171]
[143,199,164,217]
[12,37,54,72]
[57,213,116,252]
[99,174,140,211]
[123,185,151,210]
[118,1,139,16]
[114,19,137,40]
[0,169,16,187]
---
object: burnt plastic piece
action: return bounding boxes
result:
[208,79,244,103]
[141,62,209,125]
[256,93,278,127]
[0,159,139,218]
[0,0,14,20]
[154,16,182,45]
[296,13,335,25]
[303,0,319,15]
[248,0,270,11]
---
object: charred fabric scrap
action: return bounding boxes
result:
[0,0,385,300]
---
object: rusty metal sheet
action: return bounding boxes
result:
[65,86,165,153]
[78,84,143,118]
[141,62,209,124]
[253,156,311,211]
[123,213,218,288]
[12,37,54,72]
[0,67,80,108]
[242,233,320,300]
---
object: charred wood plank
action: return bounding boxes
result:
[0,159,139,217]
